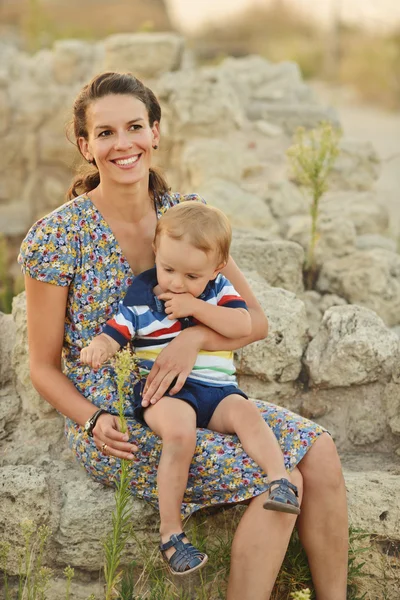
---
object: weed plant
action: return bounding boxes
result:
[287,121,342,289]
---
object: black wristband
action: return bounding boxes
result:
[84,408,109,437]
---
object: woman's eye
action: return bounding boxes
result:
[98,130,112,137]
[130,124,142,131]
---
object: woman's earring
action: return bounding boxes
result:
[152,145,158,150]
[87,158,94,164]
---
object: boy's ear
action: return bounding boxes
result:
[211,262,226,279]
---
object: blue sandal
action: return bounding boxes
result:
[263,478,301,515]
[159,532,208,576]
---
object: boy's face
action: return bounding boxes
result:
[154,233,223,297]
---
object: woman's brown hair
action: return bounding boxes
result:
[66,72,169,202]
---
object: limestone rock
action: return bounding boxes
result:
[265,180,309,220]
[104,33,184,79]
[180,138,244,188]
[0,312,16,386]
[355,233,397,252]
[330,138,380,191]
[156,69,245,139]
[317,249,400,327]
[236,279,308,383]
[384,382,400,436]
[321,190,389,236]
[53,39,99,85]
[198,179,279,233]
[230,232,304,293]
[0,466,53,575]
[286,213,356,267]
[304,305,399,388]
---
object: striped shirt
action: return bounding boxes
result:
[103,267,248,387]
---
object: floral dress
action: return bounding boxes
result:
[18,191,325,517]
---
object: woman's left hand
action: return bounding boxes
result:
[141,327,205,406]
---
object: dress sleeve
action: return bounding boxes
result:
[181,193,207,206]
[214,274,249,310]
[18,211,80,287]
[102,302,137,348]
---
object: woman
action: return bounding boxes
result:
[19,72,348,599]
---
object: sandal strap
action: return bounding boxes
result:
[267,478,298,497]
[159,532,205,574]
[159,532,186,552]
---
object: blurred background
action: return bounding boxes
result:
[1,0,400,108]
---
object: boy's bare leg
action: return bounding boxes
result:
[208,395,289,484]
[144,397,197,559]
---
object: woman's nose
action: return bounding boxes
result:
[114,131,133,150]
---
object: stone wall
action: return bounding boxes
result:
[1,33,400,598]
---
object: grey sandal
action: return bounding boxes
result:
[263,478,301,515]
[159,532,208,576]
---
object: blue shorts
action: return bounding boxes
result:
[132,378,248,428]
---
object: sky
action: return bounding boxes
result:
[165,0,400,33]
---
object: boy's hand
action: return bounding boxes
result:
[80,334,119,369]
[158,292,198,320]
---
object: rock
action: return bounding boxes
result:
[103,33,184,79]
[384,382,400,436]
[254,120,283,137]
[156,69,245,139]
[230,232,304,293]
[0,312,16,386]
[317,249,400,327]
[250,103,339,134]
[0,466,53,575]
[286,213,356,267]
[265,180,309,220]
[197,179,279,233]
[304,305,399,388]
[236,279,308,383]
[330,138,380,191]
[321,190,389,236]
[0,89,10,135]
[180,138,244,188]
[53,39,98,85]
[355,233,397,253]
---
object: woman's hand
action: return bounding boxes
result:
[92,413,138,460]
[141,327,205,406]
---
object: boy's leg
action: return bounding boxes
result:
[208,395,289,486]
[144,397,197,553]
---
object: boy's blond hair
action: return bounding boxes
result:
[154,202,231,266]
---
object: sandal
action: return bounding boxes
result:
[159,532,208,576]
[263,478,301,515]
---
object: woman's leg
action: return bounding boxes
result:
[296,433,348,600]
[227,468,303,600]
[144,397,197,552]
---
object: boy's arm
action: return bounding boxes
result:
[80,302,136,368]
[191,302,251,338]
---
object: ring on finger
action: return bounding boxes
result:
[101,443,108,454]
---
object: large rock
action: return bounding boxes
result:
[321,190,389,236]
[156,68,245,139]
[317,249,400,327]
[304,305,399,388]
[286,213,356,267]
[198,178,279,233]
[236,279,308,383]
[103,33,184,79]
[330,138,380,191]
[53,39,102,85]
[180,138,244,188]
[230,232,304,293]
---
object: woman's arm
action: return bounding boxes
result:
[142,256,268,403]
[24,276,137,459]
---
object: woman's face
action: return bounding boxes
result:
[79,93,160,189]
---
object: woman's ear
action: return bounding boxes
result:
[152,122,160,149]
[78,137,92,162]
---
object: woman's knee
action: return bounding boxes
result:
[298,433,344,489]
[290,467,303,503]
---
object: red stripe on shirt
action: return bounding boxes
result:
[217,295,244,306]
[146,320,182,337]
[106,320,131,340]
